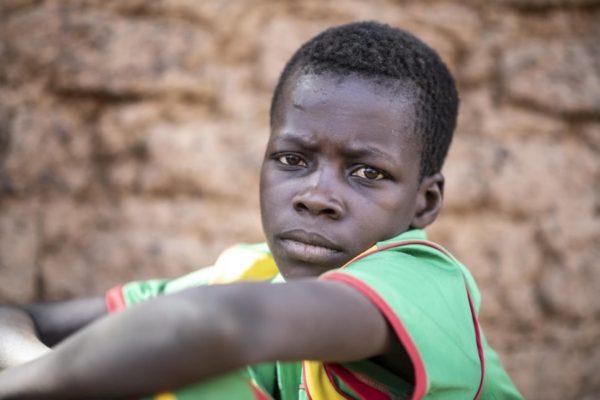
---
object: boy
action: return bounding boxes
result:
[0,22,522,399]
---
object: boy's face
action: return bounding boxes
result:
[260,73,437,279]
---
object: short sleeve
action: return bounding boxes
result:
[105,266,219,312]
[321,248,483,399]
[105,243,278,313]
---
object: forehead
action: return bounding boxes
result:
[271,73,420,153]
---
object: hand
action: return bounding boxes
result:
[0,307,51,371]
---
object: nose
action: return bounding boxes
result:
[292,172,344,220]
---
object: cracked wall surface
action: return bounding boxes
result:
[0,0,599,398]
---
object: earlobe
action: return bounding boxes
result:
[410,173,444,229]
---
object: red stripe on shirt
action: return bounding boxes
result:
[248,380,272,400]
[323,364,355,400]
[105,285,126,313]
[325,363,389,400]
[466,286,486,399]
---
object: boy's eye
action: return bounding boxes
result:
[277,154,307,167]
[352,166,386,181]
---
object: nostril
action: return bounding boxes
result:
[293,198,341,219]
[322,208,337,217]
[294,201,309,213]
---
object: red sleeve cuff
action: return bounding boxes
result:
[105,285,126,313]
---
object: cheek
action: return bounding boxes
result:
[260,173,293,227]
[362,187,413,213]
[358,191,416,232]
[260,173,289,208]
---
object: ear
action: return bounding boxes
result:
[410,173,444,229]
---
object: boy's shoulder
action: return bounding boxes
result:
[331,229,468,279]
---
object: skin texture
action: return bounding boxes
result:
[0,74,444,398]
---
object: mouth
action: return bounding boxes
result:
[277,229,343,264]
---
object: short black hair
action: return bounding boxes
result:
[270,21,459,179]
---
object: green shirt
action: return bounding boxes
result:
[106,230,522,399]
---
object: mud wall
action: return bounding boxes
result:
[0,1,599,398]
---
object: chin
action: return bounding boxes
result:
[278,259,342,280]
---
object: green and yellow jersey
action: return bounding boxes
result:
[106,230,522,400]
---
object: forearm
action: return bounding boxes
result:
[0,307,50,370]
[0,281,389,399]
[0,287,253,399]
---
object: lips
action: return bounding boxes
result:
[280,229,341,250]
[277,229,343,265]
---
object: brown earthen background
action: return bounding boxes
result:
[0,0,599,398]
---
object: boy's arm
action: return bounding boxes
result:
[0,297,106,370]
[0,280,393,399]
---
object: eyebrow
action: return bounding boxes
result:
[274,134,398,164]
[342,144,398,165]
[272,133,318,149]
